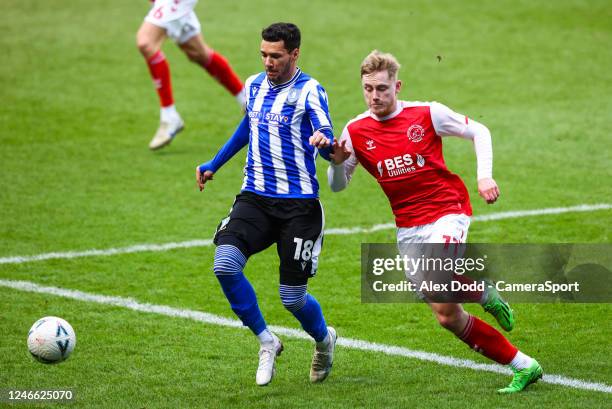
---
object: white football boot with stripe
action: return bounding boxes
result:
[256,333,283,386]
[310,326,337,383]
[149,114,184,150]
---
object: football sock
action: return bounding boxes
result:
[146,50,174,107]
[160,105,178,122]
[214,245,267,335]
[509,350,534,371]
[458,315,518,364]
[256,328,275,346]
[215,273,267,336]
[290,294,328,343]
[279,284,308,312]
[315,331,331,352]
[201,50,244,96]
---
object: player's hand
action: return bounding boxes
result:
[196,166,214,191]
[478,178,500,204]
[330,139,352,165]
[309,130,331,148]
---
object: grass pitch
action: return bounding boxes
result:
[1,0,611,408]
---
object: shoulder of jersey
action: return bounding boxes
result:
[345,110,371,129]
[245,72,267,88]
[399,100,437,109]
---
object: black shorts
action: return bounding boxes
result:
[214,191,324,286]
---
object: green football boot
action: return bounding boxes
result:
[498,360,543,394]
[482,281,514,332]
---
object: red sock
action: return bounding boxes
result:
[147,51,174,107]
[202,51,243,96]
[459,315,518,364]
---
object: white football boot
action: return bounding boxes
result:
[256,333,283,386]
[310,326,337,383]
[148,114,184,150]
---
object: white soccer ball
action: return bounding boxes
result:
[27,316,76,364]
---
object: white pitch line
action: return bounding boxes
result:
[1,203,610,265]
[1,278,610,394]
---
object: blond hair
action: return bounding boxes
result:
[360,50,401,79]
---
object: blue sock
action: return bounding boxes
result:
[216,274,267,335]
[291,294,328,342]
[214,245,266,335]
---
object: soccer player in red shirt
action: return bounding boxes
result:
[326,50,542,393]
[137,0,245,150]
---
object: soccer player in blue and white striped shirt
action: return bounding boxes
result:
[196,22,337,386]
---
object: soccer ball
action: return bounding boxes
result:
[27,316,76,364]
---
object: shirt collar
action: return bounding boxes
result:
[267,67,302,90]
[370,101,402,121]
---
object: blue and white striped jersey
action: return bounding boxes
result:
[241,68,333,198]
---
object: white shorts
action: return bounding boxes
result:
[397,213,471,245]
[145,0,201,44]
[397,214,471,293]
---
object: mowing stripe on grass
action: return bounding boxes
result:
[1,204,610,265]
[1,278,610,394]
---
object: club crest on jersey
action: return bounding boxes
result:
[366,139,376,150]
[286,87,301,105]
[407,124,425,143]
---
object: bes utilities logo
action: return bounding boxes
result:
[407,124,425,143]
[377,153,426,177]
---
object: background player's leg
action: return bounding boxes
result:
[136,21,183,150]
[137,22,171,104]
[179,34,245,108]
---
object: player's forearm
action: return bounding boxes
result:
[327,162,349,192]
[461,119,493,180]
[198,115,250,173]
[470,122,493,180]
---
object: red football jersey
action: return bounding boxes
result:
[341,101,473,228]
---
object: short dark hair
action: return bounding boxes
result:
[261,22,301,52]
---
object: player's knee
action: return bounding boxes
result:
[279,284,307,312]
[213,245,247,275]
[436,313,455,329]
[136,39,157,59]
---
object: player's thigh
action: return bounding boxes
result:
[277,201,324,286]
[214,195,275,257]
[427,214,471,244]
[136,21,167,57]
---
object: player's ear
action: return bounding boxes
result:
[395,79,402,95]
[292,48,300,60]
